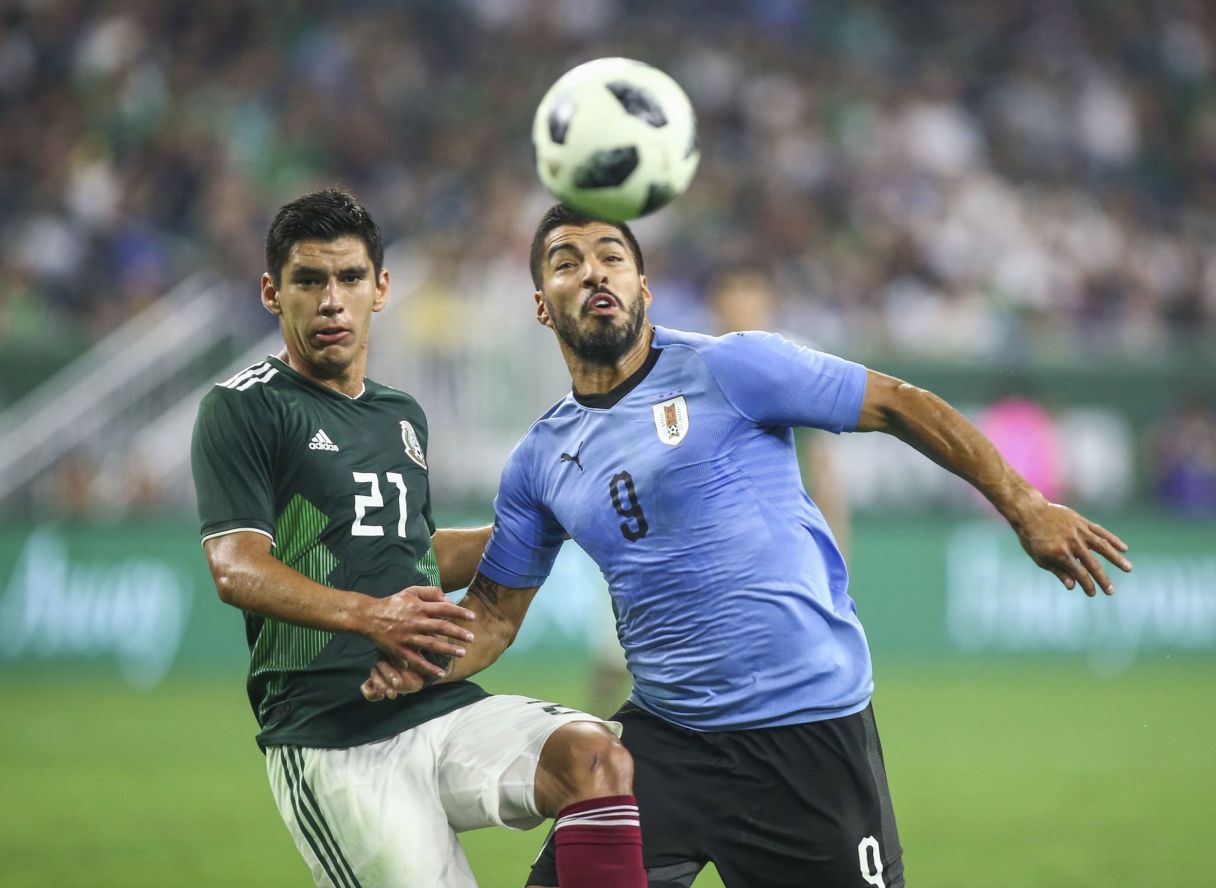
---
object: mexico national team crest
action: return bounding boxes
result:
[399,420,427,468]
[651,395,690,446]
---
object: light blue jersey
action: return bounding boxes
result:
[480,326,872,731]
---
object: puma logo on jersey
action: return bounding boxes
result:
[308,429,340,452]
[560,441,584,471]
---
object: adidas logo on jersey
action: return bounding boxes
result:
[308,429,340,452]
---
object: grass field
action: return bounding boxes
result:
[2,653,1211,887]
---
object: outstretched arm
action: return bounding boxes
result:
[203,531,476,679]
[362,571,540,700]
[854,370,1133,596]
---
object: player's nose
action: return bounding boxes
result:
[582,261,608,286]
[319,278,344,312]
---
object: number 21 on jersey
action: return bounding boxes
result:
[351,471,408,537]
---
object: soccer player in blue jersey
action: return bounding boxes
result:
[362,204,1133,888]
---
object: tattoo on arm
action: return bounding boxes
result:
[418,574,504,686]
[419,650,453,687]
[467,574,502,608]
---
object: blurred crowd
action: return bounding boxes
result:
[2,0,1215,516]
[3,0,1215,356]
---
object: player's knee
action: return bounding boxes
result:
[587,730,634,794]
[560,721,634,793]
[536,721,634,812]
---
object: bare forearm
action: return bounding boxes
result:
[207,532,476,678]
[430,616,511,682]
[427,573,536,683]
[860,375,1042,527]
[852,370,1133,597]
[431,524,493,592]
[207,538,371,633]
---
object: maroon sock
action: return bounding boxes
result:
[553,794,645,888]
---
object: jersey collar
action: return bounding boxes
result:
[267,355,369,401]
[572,346,662,409]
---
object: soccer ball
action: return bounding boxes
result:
[532,57,700,221]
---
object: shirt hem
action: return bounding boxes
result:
[626,692,873,733]
[255,683,491,751]
[200,526,274,546]
[475,559,546,591]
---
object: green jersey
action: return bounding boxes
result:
[190,356,487,750]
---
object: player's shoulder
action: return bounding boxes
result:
[200,359,286,413]
[212,358,282,394]
[654,323,789,352]
[194,360,287,444]
[364,377,427,418]
[514,393,571,442]
[536,389,577,424]
[652,324,720,353]
[502,392,577,466]
[653,324,790,371]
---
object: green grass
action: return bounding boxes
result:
[1,654,1211,887]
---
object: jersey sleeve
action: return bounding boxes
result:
[704,331,868,432]
[190,386,278,542]
[477,440,566,589]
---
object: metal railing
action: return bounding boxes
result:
[0,275,242,507]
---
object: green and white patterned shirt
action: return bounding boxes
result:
[190,356,486,750]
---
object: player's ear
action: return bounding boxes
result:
[535,291,554,328]
[372,268,390,313]
[640,275,653,309]
[261,273,282,316]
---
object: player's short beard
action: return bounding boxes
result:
[549,293,647,366]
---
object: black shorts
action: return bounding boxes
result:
[527,702,903,888]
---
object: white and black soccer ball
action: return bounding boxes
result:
[532,57,700,222]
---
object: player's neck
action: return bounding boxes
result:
[277,347,367,398]
[566,326,654,396]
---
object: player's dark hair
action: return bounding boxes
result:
[529,204,644,289]
[265,189,384,287]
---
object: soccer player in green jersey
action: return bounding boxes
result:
[190,190,646,887]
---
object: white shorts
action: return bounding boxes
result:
[265,694,616,888]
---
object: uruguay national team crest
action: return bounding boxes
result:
[651,395,690,446]
[399,420,427,468]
